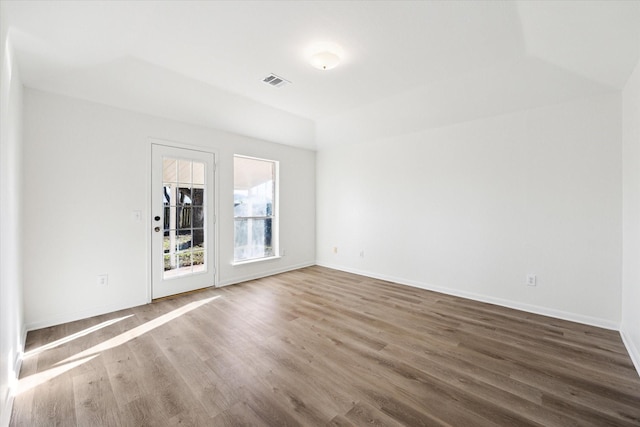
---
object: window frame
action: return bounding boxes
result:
[232,155,279,264]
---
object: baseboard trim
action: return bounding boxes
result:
[316,262,619,331]
[218,261,315,288]
[25,298,149,332]
[620,328,640,378]
[1,392,12,427]
[1,323,26,427]
[25,262,316,330]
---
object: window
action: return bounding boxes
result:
[233,155,278,262]
[163,158,207,277]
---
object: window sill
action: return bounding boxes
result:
[232,256,281,267]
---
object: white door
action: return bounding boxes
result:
[151,144,215,299]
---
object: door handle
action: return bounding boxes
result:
[154,216,161,221]
[154,227,160,232]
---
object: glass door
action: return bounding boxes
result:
[151,144,215,299]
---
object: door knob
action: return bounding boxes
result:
[154,216,161,221]
[154,227,160,232]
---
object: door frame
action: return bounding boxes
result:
[147,138,219,302]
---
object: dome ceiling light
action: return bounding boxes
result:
[307,42,344,71]
[310,51,341,70]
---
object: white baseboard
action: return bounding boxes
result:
[620,328,640,378]
[218,261,315,288]
[25,298,149,332]
[316,262,620,331]
[1,393,12,427]
[1,323,27,427]
[26,261,316,330]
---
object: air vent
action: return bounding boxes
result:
[262,73,291,88]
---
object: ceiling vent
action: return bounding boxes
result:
[262,73,291,88]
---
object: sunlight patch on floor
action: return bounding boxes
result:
[23,314,135,360]
[16,295,220,396]
[17,355,99,395]
[57,295,220,365]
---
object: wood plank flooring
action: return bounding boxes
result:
[10,266,640,426]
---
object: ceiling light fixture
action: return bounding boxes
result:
[306,41,344,71]
[310,50,341,71]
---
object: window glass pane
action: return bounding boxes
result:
[177,251,192,269]
[193,162,205,185]
[192,207,204,228]
[178,160,191,184]
[233,188,272,216]
[193,229,205,249]
[163,159,177,183]
[163,207,170,230]
[178,207,192,229]
[177,231,192,251]
[234,191,248,217]
[178,187,192,205]
[164,254,172,271]
[233,156,277,261]
[192,187,204,206]
[233,156,277,262]
[234,157,274,218]
[193,250,205,266]
[163,184,173,206]
[163,232,171,253]
[234,218,273,261]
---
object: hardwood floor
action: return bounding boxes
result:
[11,266,640,426]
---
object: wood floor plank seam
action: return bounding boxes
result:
[10,266,640,426]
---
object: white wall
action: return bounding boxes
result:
[0,26,25,427]
[622,56,640,373]
[22,89,315,330]
[317,93,622,328]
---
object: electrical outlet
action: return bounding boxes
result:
[97,274,108,287]
[333,247,338,254]
[359,250,365,258]
[526,274,537,286]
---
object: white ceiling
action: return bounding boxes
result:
[2,1,639,150]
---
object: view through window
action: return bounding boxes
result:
[163,158,206,278]
[234,156,277,262]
